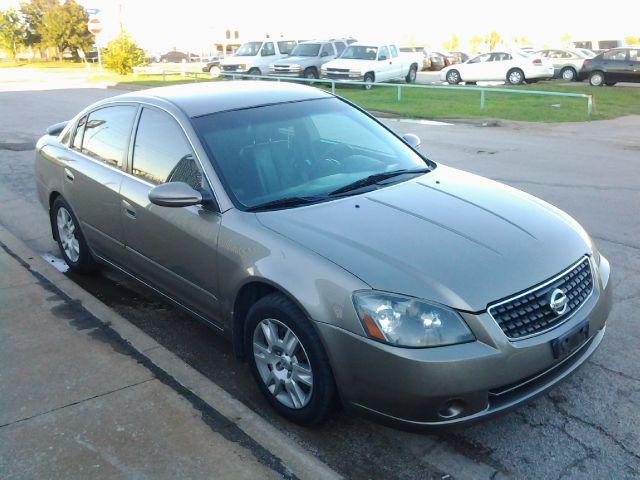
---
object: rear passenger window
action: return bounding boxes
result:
[72,116,86,150]
[82,106,136,168]
[131,108,204,190]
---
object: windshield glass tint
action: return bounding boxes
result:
[341,46,378,60]
[235,42,262,56]
[193,98,429,209]
[291,43,321,56]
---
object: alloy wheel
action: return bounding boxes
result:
[252,318,314,409]
[56,207,80,262]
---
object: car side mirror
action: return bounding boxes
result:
[149,182,206,207]
[321,51,329,57]
[402,133,421,149]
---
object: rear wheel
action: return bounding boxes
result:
[446,69,461,85]
[405,65,417,83]
[506,68,524,85]
[589,71,604,86]
[52,196,96,274]
[560,67,577,81]
[246,293,337,425]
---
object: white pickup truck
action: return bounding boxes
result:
[321,42,421,88]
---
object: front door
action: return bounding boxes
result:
[119,106,222,325]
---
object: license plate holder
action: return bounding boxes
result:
[551,321,589,360]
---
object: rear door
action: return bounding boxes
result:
[63,104,137,262]
[119,106,222,325]
[601,49,628,81]
[624,48,640,82]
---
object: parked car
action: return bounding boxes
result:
[159,51,200,63]
[219,39,298,76]
[400,46,431,71]
[533,48,595,81]
[571,39,626,54]
[427,51,447,70]
[201,56,222,73]
[434,51,456,66]
[441,50,554,85]
[268,39,348,79]
[36,81,611,428]
[448,51,470,64]
[321,42,420,88]
[580,47,640,86]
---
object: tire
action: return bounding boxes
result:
[245,293,337,425]
[589,71,605,86]
[560,67,577,81]
[506,68,524,85]
[248,67,261,77]
[363,73,374,90]
[303,68,318,80]
[446,69,461,85]
[52,196,96,274]
[405,65,417,83]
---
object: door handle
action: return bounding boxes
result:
[122,200,136,219]
[64,168,74,182]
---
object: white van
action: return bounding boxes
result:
[571,39,626,53]
[220,39,297,76]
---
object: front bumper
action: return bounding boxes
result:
[316,255,612,429]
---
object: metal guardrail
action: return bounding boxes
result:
[218,72,595,118]
[134,68,594,118]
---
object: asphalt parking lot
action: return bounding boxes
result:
[1,81,639,479]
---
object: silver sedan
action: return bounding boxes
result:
[35,82,611,428]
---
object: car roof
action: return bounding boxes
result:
[117,81,332,118]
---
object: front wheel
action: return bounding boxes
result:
[363,73,374,90]
[52,196,96,273]
[247,67,261,77]
[303,68,319,80]
[506,68,524,85]
[446,69,461,85]
[560,67,577,81]
[246,293,337,425]
[405,65,417,83]
[589,71,605,86]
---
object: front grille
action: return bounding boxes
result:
[222,65,240,71]
[488,257,594,340]
[327,68,349,73]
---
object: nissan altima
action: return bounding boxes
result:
[35,81,611,428]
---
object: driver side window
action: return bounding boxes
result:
[378,46,389,61]
[261,42,275,56]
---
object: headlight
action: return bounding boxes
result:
[289,64,301,70]
[353,291,474,348]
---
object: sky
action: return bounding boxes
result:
[2,0,638,53]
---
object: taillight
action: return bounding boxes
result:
[583,59,589,68]
[532,59,542,65]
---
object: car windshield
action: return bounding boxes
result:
[192,98,431,210]
[341,46,378,60]
[235,42,262,56]
[291,43,320,57]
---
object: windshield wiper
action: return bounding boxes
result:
[245,196,328,212]
[328,168,431,196]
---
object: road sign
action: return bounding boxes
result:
[88,18,102,35]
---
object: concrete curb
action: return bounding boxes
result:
[0,223,342,480]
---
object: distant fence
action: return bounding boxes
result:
[132,67,594,118]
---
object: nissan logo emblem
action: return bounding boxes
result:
[549,288,569,315]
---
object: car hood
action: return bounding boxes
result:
[324,58,373,69]
[256,165,593,312]
[278,56,316,64]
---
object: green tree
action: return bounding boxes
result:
[442,33,459,52]
[0,8,26,59]
[469,35,483,53]
[19,0,57,48]
[41,0,92,60]
[102,31,146,75]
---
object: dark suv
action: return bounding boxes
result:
[580,47,640,86]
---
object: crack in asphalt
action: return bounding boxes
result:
[439,432,512,477]
[490,178,640,193]
[587,360,640,383]
[547,393,640,462]
[591,235,640,252]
